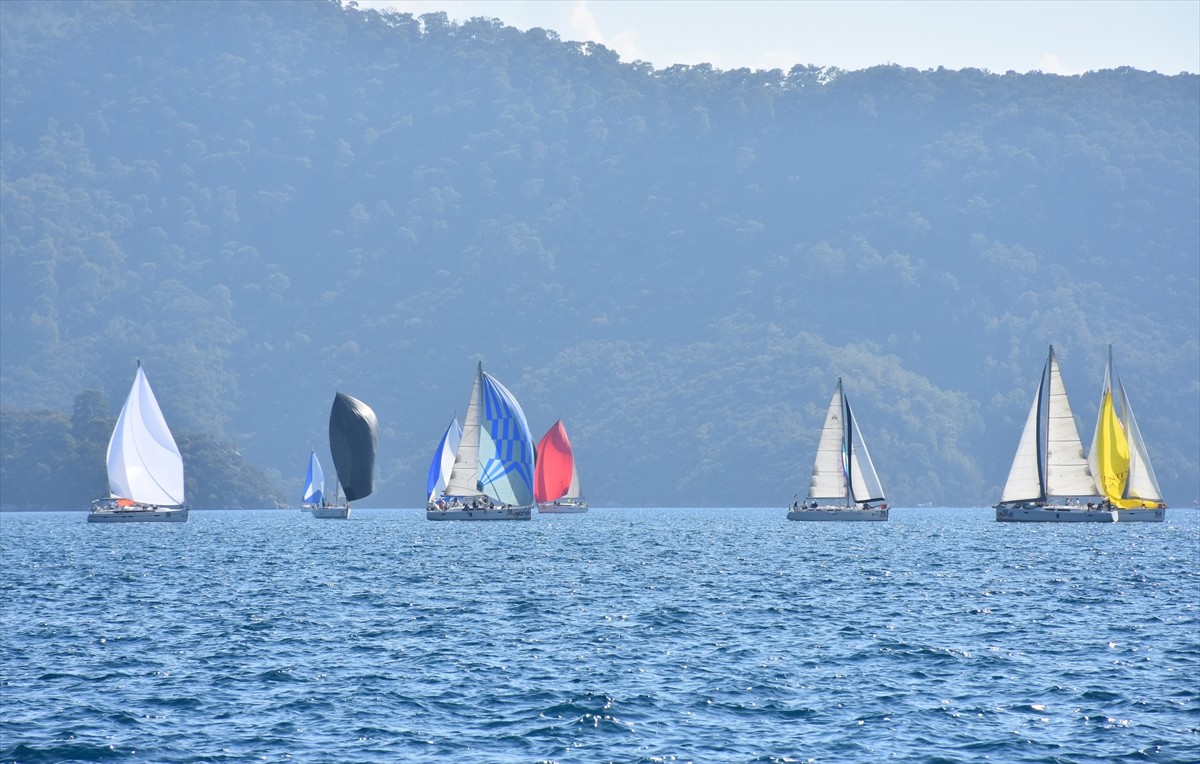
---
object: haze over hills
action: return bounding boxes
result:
[1,0,1197,508]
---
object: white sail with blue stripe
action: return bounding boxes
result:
[302,449,324,507]
[426,417,462,501]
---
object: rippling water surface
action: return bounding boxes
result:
[2,507,1197,763]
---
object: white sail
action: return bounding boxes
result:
[445,364,486,498]
[1044,347,1097,498]
[106,366,185,507]
[807,381,849,501]
[1000,364,1045,503]
[1117,378,1163,502]
[846,397,885,503]
[565,459,583,500]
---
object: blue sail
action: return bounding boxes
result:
[477,371,535,506]
[426,417,462,499]
[302,450,324,506]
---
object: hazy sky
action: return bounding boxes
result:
[354,0,1199,75]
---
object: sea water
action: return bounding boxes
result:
[1,507,1197,763]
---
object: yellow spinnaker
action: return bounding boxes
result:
[1094,390,1145,508]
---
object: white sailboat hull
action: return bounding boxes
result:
[88,504,188,523]
[308,506,351,519]
[787,506,888,521]
[427,505,532,521]
[1113,507,1166,523]
[995,504,1116,522]
[538,500,588,513]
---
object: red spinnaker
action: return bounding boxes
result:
[534,419,574,503]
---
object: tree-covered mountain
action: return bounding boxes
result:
[1,0,1196,508]
[0,390,283,509]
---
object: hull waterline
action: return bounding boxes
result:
[537,501,588,514]
[427,506,532,521]
[88,507,188,523]
[787,506,887,522]
[995,505,1116,522]
[309,506,351,519]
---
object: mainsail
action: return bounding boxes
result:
[807,379,885,506]
[1000,346,1097,503]
[106,364,185,507]
[426,417,462,501]
[1088,346,1164,508]
[329,392,378,502]
[445,363,535,506]
[302,450,324,506]
[808,382,849,500]
[535,419,580,503]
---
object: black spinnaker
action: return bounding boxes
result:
[329,391,378,501]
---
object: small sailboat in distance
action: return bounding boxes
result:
[427,362,534,521]
[1088,345,1166,522]
[426,417,462,503]
[315,391,378,519]
[995,345,1112,522]
[89,361,188,523]
[301,449,325,511]
[535,419,589,513]
[788,378,888,521]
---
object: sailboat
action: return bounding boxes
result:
[88,361,188,523]
[995,345,1113,522]
[313,391,378,519]
[300,449,325,511]
[427,362,534,521]
[1087,345,1166,522]
[787,378,888,521]
[535,419,589,513]
[426,417,462,503]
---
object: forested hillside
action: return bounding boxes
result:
[2,0,1197,508]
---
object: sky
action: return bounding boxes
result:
[353,0,1199,76]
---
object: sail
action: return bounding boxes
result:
[106,365,185,506]
[328,392,378,502]
[478,370,535,506]
[535,419,575,503]
[445,366,485,498]
[1000,361,1046,503]
[808,380,849,501]
[426,417,462,500]
[1044,347,1097,497]
[444,364,534,505]
[302,450,324,506]
[845,395,886,503]
[1089,347,1164,507]
[565,451,583,500]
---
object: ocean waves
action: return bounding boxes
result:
[2,507,1197,763]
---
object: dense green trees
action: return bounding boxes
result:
[1,1,1196,507]
[0,392,283,510]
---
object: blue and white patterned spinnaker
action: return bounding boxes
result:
[478,371,535,507]
[444,362,535,507]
